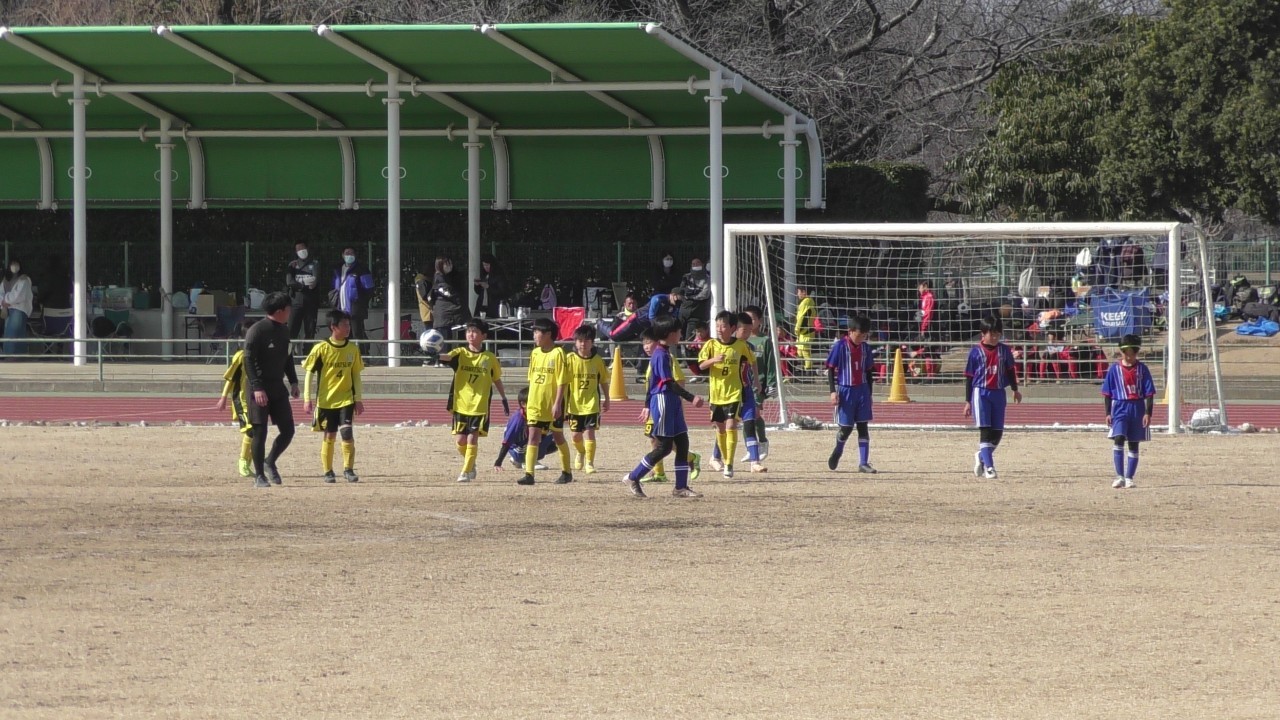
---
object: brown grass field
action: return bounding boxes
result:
[2,425,1278,719]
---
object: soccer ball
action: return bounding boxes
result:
[419,329,445,353]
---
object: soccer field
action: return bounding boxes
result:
[2,426,1277,718]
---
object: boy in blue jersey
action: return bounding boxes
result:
[826,315,877,473]
[1101,334,1156,489]
[963,316,1023,479]
[622,316,706,498]
[494,387,559,472]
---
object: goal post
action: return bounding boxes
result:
[723,222,1227,433]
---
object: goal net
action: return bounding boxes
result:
[723,223,1227,433]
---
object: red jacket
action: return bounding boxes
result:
[919,289,935,334]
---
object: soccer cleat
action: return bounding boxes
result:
[857,463,878,474]
[1112,476,1125,489]
[253,475,270,488]
[708,456,725,472]
[973,452,984,477]
[750,462,768,474]
[626,476,647,498]
[672,486,703,498]
[759,441,770,461]
[457,472,471,483]
[534,462,549,471]
[237,458,253,478]
[641,473,668,484]
[584,463,597,475]
[1123,477,1135,489]
[555,471,574,485]
[572,456,583,471]
[689,452,702,482]
[264,462,283,485]
[828,448,843,471]
[983,467,999,480]
[344,468,359,483]
[723,465,734,479]
[517,473,535,486]
[324,471,337,484]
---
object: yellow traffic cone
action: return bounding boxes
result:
[609,345,630,401]
[885,347,912,403]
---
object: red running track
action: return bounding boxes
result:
[1,396,1274,428]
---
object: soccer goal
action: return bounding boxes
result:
[724,222,1227,433]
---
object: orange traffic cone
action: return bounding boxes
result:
[608,346,630,401]
[885,347,912,403]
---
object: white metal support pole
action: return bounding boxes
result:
[707,70,726,319]
[71,74,89,366]
[158,118,174,358]
[466,118,483,315]
[385,76,404,367]
[782,114,799,319]
[1166,225,1182,433]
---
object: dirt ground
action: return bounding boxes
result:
[2,425,1277,719]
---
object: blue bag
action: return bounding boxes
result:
[1236,319,1280,337]
[1093,287,1151,340]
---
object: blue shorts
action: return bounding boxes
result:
[970,387,1007,429]
[1108,400,1150,442]
[740,392,758,423]
[834,384,873,426]
[648,394,688,438]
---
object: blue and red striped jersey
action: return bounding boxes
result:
[1101,361,1156,400]
[965,342,1017,391]
[825,336,873,387]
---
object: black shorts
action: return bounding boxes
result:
[313,405,356,433]
[566,413,600,433]
[451,412,489,437]
[247,392,294,427]
[230,395,252,434]
[528,417,565,432]
[710,402,742,424]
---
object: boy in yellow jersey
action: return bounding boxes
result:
[442,318,509,483]
[638,327,701,483]
[565,325,610,473]
[795,285,816,372]
[698,310,757,478]
[301,309,366,483]
[521,317,573,486]
[214,322,256,478]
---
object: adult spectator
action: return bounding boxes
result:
[413,264,433,334]
[472,253,505,318]
[648,285,684,324]
[285,240,322,349]
[679,257,711,337]
[607,291,648,371]
[651,251,681,296]
[1,257,33,357]
[243,291,299,488]
[332,247,374,342]
[430,256,470,344]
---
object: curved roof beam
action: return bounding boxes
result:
[0,100,54,209]
[0,26,185,128]
[314,25,494,128]
[154,25,343,130]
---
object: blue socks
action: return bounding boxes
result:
[1126,449,1139,479]
[858,438,869,466]
[978,442,995,469]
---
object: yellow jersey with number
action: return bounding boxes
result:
[527,345,568,422]
[446,346,502,417]
[565,349,609,416]
[698,337,755,406]
[302,338,364,409]
[221,350,250,416]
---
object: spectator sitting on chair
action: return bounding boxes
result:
[332,247,374,342]
[1,258,33,358]
[607,292,648,374]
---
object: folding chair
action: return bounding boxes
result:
[32,308,74,355]
[207,305,246,363]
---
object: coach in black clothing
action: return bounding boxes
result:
[244,291,300,488]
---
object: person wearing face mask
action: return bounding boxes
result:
[679,257,712,339]
[472,254,505,318]
[285,241,322,349]
[331,247,375,342]
[651,252,681,296]
[1,257,34,357]
[430,256,471,349]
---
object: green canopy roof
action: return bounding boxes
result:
[0,23,823,209]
